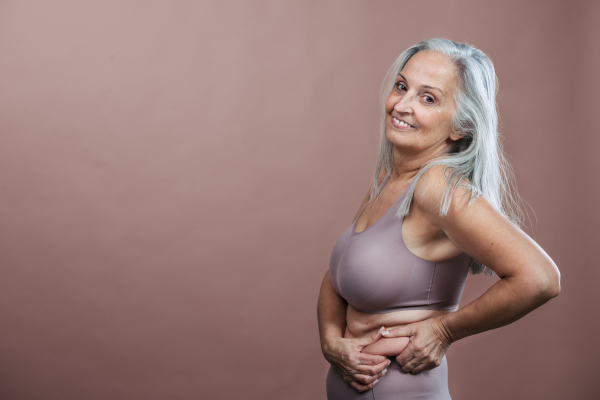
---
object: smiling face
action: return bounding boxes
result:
[385,50,463,158]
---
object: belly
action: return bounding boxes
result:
[344,304,451,339]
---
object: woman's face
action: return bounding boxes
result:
[385,51,462,157]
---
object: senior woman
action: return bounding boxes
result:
[317,38,561,399]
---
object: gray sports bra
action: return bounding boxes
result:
[329,173,471,314]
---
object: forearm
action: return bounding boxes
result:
[437,274,558,343]
[317,271,348,355]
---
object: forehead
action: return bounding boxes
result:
[399,51,458,94]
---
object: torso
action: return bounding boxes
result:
[345,306,451,339]
[344,172,463,339]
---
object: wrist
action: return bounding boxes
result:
[434,314,455,347]
[321,333,343,359]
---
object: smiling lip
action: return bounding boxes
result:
[391,116,415,129]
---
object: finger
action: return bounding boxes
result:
[356,358,391,376]
[349,381,369,393]
[358,327,384,346]
[342,373,369,391]
[350,379,379,393]
[420,362,441,372]
[417,355,443,373]
[357,352,388,366]
[395,346,416,368]
[354,372,384,385]
[395,351,420,372]
[381,325,414,339]
[409,361,429,375]
[401,357,423,374]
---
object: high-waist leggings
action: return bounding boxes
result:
[326,355,451,400]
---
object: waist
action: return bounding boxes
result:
[344,304,452,339]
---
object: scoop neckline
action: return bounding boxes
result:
[349,173,468,263]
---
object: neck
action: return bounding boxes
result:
[389,141,452,183]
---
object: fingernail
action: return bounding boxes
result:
[382,369,387,375]
[377,326,385,334]
[387,359,391,366]
[382,330,389,335]
[373,379,379,385]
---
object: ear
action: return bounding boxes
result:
[449,130,465,142]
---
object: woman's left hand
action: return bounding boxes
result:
[381,316,452,374]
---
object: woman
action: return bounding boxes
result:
[317,38,561,399]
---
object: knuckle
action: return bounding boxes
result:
[367,357,379,366]
[358,387,368,393]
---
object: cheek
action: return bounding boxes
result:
[423,110,451,130]
[384,92,399,112]
[384,98,394,113]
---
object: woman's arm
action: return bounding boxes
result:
[317,271,389,392]
[382,166,561,374]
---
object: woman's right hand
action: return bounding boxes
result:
[323,328,391,392]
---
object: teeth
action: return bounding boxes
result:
[393,117,412,128]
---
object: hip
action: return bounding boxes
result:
[326,355,451,400]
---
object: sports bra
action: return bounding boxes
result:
[328,173,471,314]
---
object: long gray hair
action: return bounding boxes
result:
[370,38,524,275]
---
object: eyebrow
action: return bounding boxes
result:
[397,73,445,95]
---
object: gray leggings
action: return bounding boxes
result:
[326,355,451,400]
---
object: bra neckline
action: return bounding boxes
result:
[352,174,410,235]
[349,174,468,263]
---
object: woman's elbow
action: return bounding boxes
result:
[538,262,561,300]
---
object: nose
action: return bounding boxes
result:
[393,93,413,113]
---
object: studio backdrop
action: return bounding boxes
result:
[0,1,598,399]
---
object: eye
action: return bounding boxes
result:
[395,82,407,91]
[423,95,435,104]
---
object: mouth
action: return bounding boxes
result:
[391,117,415,129]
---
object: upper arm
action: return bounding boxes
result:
[413,165,560,295]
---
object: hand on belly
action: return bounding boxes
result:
[361,337,410,357]
[347,306,449,365]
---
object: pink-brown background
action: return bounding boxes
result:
[0,1,598,399]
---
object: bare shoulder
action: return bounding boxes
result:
[412,164,476,220]
[413,165,558,284]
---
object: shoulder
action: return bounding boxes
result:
[412,164,477,221]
